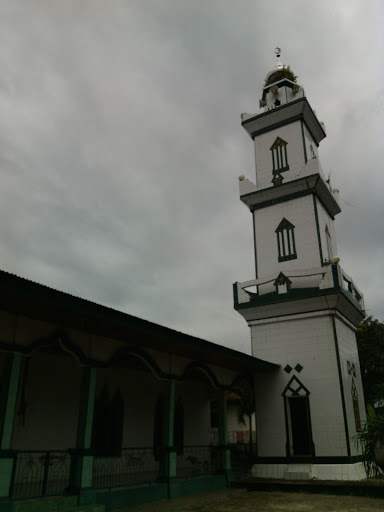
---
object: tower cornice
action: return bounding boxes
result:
[241,97,326,146]
[239,173,341,219]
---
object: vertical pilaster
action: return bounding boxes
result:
[161,379,176,497]
[218,389,231,481]
[68,366,97,505]
[0,352,22,509]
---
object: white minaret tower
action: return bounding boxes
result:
[234,49,367,480]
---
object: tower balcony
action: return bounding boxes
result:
[234,264,365,325]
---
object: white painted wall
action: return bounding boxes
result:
[253,121,306,189]
[262,83,304,111]
[335,316,367,456]
[253,194,322,287]
[251,312,349,458]
[316,197,338,262]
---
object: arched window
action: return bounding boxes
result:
[270,137,289,174]
[276,218,297,262]
[325,225,332,262]
[351,379,362,432]
[92,386,124,456]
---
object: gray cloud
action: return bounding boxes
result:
[0,0,382,355]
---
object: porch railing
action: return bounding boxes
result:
[92,447,159,489]
[176,445,219,478]
[229,443,256,472]
[11,450,71,499]
[11,444,226,499]
[227,430,256,444]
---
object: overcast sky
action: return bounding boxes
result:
[0,1,382,354]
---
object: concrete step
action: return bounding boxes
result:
[284,463,312,481]
[284,471,312,480]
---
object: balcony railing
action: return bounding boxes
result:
[11,450,71,500]
[337,266,365,310]
[92,447,160,489]
[234,264,364,311]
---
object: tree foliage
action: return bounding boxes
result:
[264,66,298,87]
[355,404,384,476]
[354,318,384,475]
[356,316,384,407]
[234,377,255,451]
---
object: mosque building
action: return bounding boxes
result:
[0,51,367,511]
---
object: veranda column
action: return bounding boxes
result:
[0,352,22,511]
[218,388,231,481]
[69,366,97,506]
[162,379,176,498]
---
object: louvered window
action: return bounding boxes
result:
[276,218,297,262]
[270,137,289,174]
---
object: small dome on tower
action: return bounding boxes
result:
[258,48,303,112]
[264,48,298,87]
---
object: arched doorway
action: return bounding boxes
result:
[92,350,165,489]
[11,341,81,498]
[228,375,256,471]
[176,364,219,478]
[282,376,315,457]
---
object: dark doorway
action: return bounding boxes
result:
[288,396,311,455]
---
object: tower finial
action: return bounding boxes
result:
[275,47,283,69]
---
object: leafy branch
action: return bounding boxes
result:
[264,66,298,87]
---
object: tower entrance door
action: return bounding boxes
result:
[288,396,311,456]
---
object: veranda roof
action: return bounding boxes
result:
[0,269,278,373]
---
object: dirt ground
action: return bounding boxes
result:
[175,490,384,511]
[121,487,384,512]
